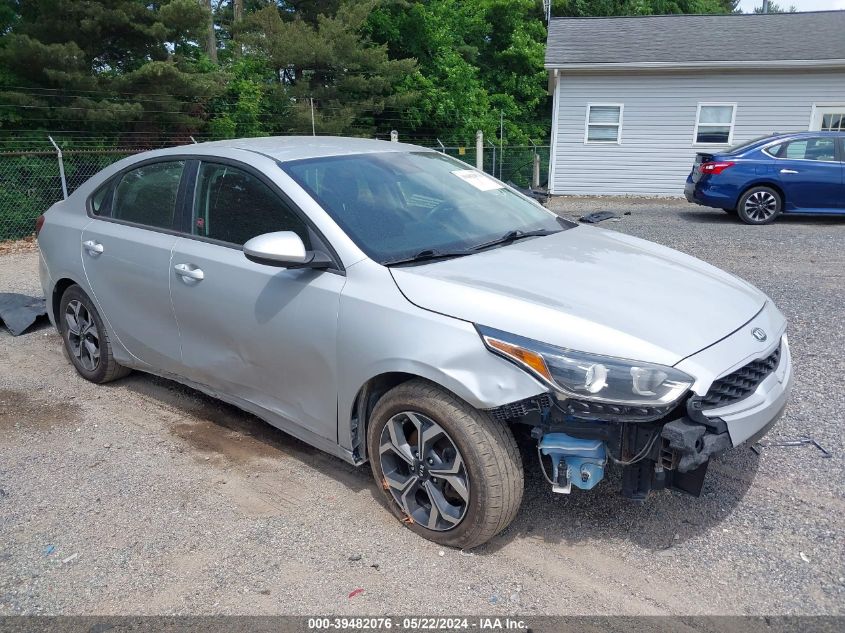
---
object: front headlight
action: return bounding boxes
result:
[477,325,693,412]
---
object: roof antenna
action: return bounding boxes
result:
[543,0,552,22]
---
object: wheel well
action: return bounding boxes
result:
[349,372,418,463]
[51,278,78,325]
[740,181,785,206]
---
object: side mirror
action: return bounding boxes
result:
[243,231,332,269]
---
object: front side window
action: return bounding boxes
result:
[112,161,184,229]
[283,152,570,265]
[585,104,622,143]
[772,137,837,162]
[695,104,736,144]
[193,162,310,247]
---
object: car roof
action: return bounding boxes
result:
[154,135,430,162]
[762,131,843,141]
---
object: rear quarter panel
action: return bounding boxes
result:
[37,199,93,325]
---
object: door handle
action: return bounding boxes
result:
[82,240,104,254]
[779,169,799,174]
[173,263,204,281]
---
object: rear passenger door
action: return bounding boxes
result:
[770,137,843,211]
[169,160,345,442]
[80,160,186,372]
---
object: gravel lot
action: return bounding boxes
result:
[1,198,843,616]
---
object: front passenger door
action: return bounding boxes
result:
[772,137,843,211]
[169,161,346,442]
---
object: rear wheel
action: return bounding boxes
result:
[59,285,130,383]
[367,379,523,549]
[737,186,782,225]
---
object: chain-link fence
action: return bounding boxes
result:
[434,144,550,189]
[0,147,137,241]
[0,138,550,242]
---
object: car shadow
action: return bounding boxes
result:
[112,372,759,553]
[679,209,845,225]
[114,373,373,494]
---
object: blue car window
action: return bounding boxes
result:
[781,138,837,162]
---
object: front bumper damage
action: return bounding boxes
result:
[492,332,792,501]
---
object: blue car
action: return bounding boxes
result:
[685,131,844,224]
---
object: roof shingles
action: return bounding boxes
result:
[545,11,845,67]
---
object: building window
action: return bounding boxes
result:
[820,112,844,131]
[585,104,623,144]
[694,103,736,144]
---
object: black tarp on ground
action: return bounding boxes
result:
[0,293,48,336]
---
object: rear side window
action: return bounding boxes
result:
[112,161,184,229]
[192,162,310,247]
[778,138,837,162]
[90,182,112,216]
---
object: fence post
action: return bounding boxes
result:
[390,130,398,143]
[475,130,483,170]
[48,136,68,200]
[530,140,540,189]
[489,142,496,178]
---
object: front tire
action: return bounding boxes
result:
[367,379,523,549]
[737,186,782,225]
[59,285,131,383]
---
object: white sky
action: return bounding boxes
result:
[736,0,845,10]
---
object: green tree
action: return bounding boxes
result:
[553,0,736,16]
[0,0,221,140]
[236,0,416,135]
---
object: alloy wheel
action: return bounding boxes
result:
[64,299,100,372]
[743,191,778,221]
[378,411,470,531]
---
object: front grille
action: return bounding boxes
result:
[488,393,553,423]
[700,344,781,409]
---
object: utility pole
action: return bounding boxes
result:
[310,98,316,136]
[475,130,483,170]
[499,111,504,180]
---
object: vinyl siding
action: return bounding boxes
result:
[550,70,845,196]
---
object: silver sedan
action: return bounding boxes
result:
[36,137,792,548]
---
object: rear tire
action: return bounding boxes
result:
[59,285,131,383]
[367,379,523,549]
[737,186,782,225]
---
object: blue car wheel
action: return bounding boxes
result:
[737,186,782,225]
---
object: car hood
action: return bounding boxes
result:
[390,226,766,366]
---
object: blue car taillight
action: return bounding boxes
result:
[699,161,735,175]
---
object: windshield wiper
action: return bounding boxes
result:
[471,228,557,252]
[383,248,473,267]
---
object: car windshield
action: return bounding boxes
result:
[283,151,571,264]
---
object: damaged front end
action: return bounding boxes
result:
[477,325,788,501]
[489,393,734,500]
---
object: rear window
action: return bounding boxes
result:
[726,135,778,155]
[112,161,184,230]
[90,182,112,216]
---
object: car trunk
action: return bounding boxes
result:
[690,152,715,183]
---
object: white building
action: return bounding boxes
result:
[545,11,845,196]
